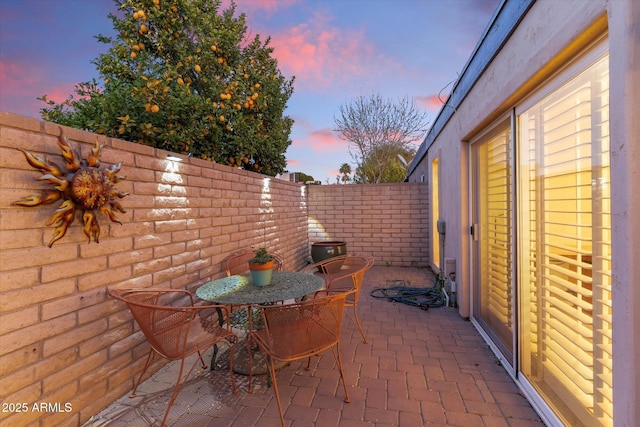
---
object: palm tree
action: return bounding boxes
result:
[339,163,352,184]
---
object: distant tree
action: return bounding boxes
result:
[39,0,294,176]
[353,146,415,184]
[339,163,352,184]
[291,171,314,182]
[334,94,429,183]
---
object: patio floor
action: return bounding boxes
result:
[84,266,544,427]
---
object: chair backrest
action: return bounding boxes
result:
[222,248,283,276]
[109,289,199,360]
[323,254,369,282]
[320,255,374,304]
[258,291,351,360]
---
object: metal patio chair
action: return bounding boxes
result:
[249,290,354,427]
[313,254,374,343]
[108,288,238,427]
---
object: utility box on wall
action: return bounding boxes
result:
[444,258,456,279]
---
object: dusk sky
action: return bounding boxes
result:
[0,0,500,183]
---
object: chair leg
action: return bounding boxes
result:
[347,306,368,344]
[130,350,154,397]
[211,344,219,370]
[196,350,207,369]
[161,352,204,427]
[247,336,255,393]
[265,355,286,427]
[160,358,187,427]
[332,344,351,404]
[227,338,238,394]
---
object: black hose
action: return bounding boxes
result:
[370,285,446,310]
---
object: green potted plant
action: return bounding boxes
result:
[248,247,274,286]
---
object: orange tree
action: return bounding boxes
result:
[39,0,294,176]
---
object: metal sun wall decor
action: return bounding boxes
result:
[12,127,128,247]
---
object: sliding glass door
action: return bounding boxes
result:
[517,51,612,426]
[471,121,515,367]
[471,43,612,426]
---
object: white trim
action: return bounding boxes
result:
[468,113,516,376]
[516,38,608,114]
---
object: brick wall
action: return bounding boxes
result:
[0,112,429,425]
[307,183,429,266]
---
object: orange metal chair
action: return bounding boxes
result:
[221,247,284,276]
[108,288,238,427]
[314,254,374,343]
[249,290,354,427]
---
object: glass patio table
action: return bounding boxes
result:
[196,271,324,384]
[196,271,324,305]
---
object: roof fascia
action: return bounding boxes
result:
[407,0,535,176]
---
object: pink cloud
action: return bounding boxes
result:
[416,94,446,112]
[291,128,344,153]
[308,129,343,151]
[268,12,378,90]
[0,60,78,117]
[290,115,315,133]
[0,61,39,95]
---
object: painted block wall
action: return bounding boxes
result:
[0,112,430,425]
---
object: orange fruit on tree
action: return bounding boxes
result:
[151,105,160,113]
[194,65,201,73]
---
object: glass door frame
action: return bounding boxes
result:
[469,114,518,378]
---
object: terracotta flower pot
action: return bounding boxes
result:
[249,260,274,286]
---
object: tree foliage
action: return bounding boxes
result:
[334,94,429,183]
[353,146,415,184]
[294,171,314,183]
[339,163,352,184]
[39,0,294,176]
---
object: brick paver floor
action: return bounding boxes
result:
[85,266,545,426]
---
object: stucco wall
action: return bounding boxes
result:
[0,112,430,425]
[407,0,640,424]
